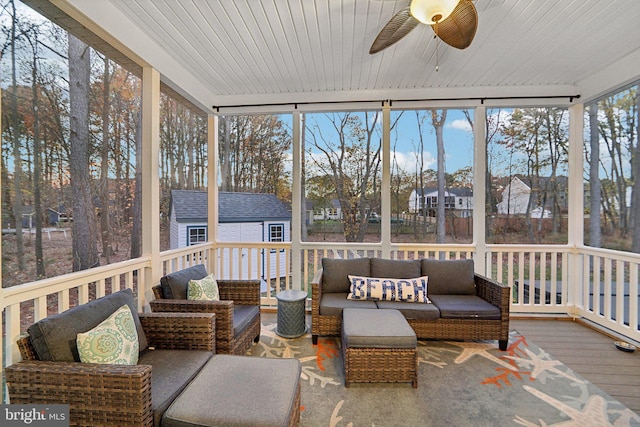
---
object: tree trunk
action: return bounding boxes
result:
[10,0,25,271]
[220,116,231,191]
[432,110,447,245]
[100,57,114,262]
[68,34,99,271]
[130,109,143,259]
[589,103,602,248]
[31,33,45,277]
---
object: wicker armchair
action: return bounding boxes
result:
[150,265,261,355]
[6,311,216,427]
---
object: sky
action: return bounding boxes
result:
[302,109,475,178]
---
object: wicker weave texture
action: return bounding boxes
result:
[312,271,510,347]
[151,279,261,354]
[8,311,216,427]
[7,360,154,426]
[342,344,417,388]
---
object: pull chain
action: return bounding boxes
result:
[435,21,440,72]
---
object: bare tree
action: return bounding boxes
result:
[588,103,601,247]
[99,56,114,262]
[431,109,447,244]
[68,34,99,271]
[9,0,25,270]
[306,112,381,242]
[26,22,45,276]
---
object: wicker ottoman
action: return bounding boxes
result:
[341,308,418,388]
[162,355,301,427]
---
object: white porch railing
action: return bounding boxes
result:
[2,242,639,403]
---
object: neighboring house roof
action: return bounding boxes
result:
[171,190,291,223]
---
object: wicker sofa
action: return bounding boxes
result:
[150,264,261,355]
[6,288,216,427]
[311,257,510,350]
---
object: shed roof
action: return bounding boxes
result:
[171,190,291,223]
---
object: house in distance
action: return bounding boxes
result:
[169,190,291,282]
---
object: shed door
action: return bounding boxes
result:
[217,223,262,280]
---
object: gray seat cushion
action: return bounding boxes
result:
[319,293,377,316]
[160,264,208,299]
[162,355,301,427]
[342,308,416,348]
[375,300,441,320]
[233,305,260,336]
[139,349,212,427]
[429,295,501,320]
[321,258,370,293]
[27,288,148,361]
[422,259,476,295]
[371,258,421,279]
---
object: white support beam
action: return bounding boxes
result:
[381,102,391,258]
[473,106,487,275]
[567,102,585,314]
[291,110,302,290]
[141,66,160,309]
[208,114,218,274]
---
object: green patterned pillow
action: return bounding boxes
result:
[77,304,139,365]
[187,273,220,301]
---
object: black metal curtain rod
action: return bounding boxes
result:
[212,94,581,112]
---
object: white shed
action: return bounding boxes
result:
[169,190,291,282]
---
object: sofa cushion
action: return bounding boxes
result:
[375,300,441,320]
[422,259,476,295]
[27,288,148,362]
[370,258,421,279]
[161,264,208,299]
[347,275,429,303]
[321,258,370,293]
[138,349,212,427]
[319,293,377,317]
[428,295,501,320]
[77,304,139,365]
[187,273,219,301]
[233,305,260,336]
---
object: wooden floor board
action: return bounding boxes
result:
[511,318,640,414]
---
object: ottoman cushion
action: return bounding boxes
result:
[138,349,213,427]
[162,355,301,427]
[342,308,416,348]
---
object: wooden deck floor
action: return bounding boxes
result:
[511,318,640,414]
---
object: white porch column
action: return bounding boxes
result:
[291,110,302,290]
[473,106,487,276]
[381,102,391,258]
[567,102,585,316]
[208,114,219,273]
[141,66,161,309]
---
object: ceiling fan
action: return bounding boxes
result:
[370,0,478,54]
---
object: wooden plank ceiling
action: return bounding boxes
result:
[26,0,640,112]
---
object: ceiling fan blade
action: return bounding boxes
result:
[432,0,478,50]
[369,7,420,54]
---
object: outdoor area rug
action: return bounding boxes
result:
[247,322,640,427]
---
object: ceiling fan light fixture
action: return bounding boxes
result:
[410,0,460,25]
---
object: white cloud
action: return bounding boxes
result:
[448,119,472,132]
[391,150,436,175]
